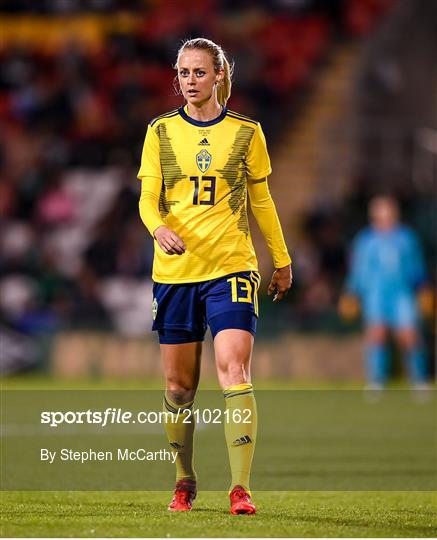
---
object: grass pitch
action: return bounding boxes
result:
[1,490,436,537]
[1,375,436,537]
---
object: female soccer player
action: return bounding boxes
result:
[138,38,292,514]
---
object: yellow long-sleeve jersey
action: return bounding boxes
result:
[138,106,291,283]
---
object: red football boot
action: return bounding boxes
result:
[230,485,256,515]
[168,479,197,512]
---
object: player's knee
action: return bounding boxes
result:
[165,384,196,405]
[217,359,249,388]
[366,326,387,344]
[396,329,417,350]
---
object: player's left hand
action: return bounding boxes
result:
[268,264,292,302]
[417,286,435,319]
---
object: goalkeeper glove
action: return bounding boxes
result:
[338,294,360,322]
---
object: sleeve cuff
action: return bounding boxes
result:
[274,255,292,268]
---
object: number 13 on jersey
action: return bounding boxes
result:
[190,176,216,205]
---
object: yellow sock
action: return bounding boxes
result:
[223,383,257,493]
[163,392,197,483]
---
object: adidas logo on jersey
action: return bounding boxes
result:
[198,138,210,146]
[232,435,252,447]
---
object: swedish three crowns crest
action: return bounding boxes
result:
[196,149,212,173]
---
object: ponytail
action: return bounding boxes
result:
[216,55,233,106]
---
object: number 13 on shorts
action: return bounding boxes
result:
[227,272,260,316]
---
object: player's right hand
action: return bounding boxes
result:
[338,294,360,321]
[153,226,186,255]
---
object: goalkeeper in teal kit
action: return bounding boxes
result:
[339,196,433,387]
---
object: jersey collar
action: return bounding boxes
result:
[178,105,227,127]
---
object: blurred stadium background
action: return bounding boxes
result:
[0,0,435,383]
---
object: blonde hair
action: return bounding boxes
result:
[175,37,234,106]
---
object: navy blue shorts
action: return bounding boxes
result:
[152,271,261,344]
